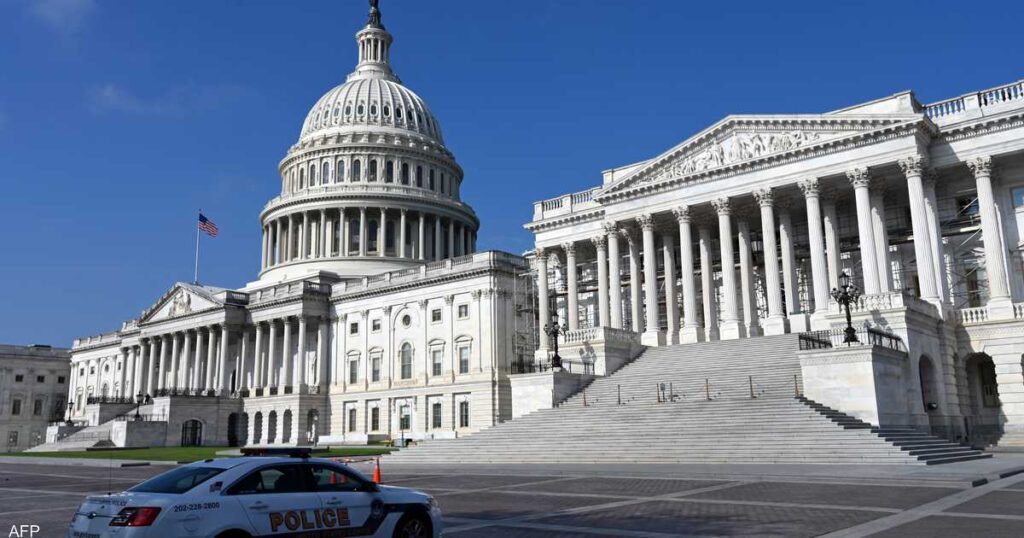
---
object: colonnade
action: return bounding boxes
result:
[535,154,1012,350]
[245,315,330,394]
[261,207,476,270]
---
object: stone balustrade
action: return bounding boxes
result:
[336,251,527,297]
[532,187,602,221]
[923,79,1024,122]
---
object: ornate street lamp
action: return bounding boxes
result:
[543,315,568,369]
[134,392,144,420]
[830,272,862,345]
[65,402,74,425]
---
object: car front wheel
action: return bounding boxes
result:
[393,513,431,538]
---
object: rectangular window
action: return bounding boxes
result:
[79,368,85,377]
[36,375,45,383]
[370,407,380,431]
[33,399,43,416]
[371,319,381,332]
[431,349,443,376]
[399,406,410,430]
[457,304,469,319]
[347,408,357,432]
[431,309,442,323]
[459,347,470,374]
[432,402,442,429]
[7,431,18,447]
[14,375,23,383]
[349,322,359,335]
[58,376,66,384]
[349,360,358,384]
[371,356,381,382]
[459,401,470,428]
[11,399,21,416]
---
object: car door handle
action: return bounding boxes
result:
[325,497,343,506]
[249,501,269,510]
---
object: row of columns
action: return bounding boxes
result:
[536,154,1009,350]
[261,208,476,269]
[247,316,330,392]
[107,326,232,399]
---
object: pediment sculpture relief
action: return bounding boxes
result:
[169,292,192,317]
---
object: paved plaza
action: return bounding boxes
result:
[1,458,1023,537]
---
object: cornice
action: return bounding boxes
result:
[524,208,606,233]
[935,109,1024,145]
[261,189,480,227]
[332,264,519,303]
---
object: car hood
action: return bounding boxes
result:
[377,485,431,503]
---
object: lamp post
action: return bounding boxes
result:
[543,315,568,369]
[134,392,144,420]
[65,402,74,425]
[830,272,862,345]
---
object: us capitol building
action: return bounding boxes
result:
[44,2,1024,452]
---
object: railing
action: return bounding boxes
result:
[562,326,641,346]
[923,78,1024,121]
[1015,303,1024,319]
[797,327,905,352]
[532,187,602,221]
[113,412,167,422]
[958,306,989,325]
[50,420,87,427]
[153,388,219,398]
[222,290,250,304]
[510,361,552,374]
[86,396,135,405]
[57,430,110,442]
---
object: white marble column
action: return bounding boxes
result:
[662,232,679,344]
[253,323,264,390]
[379,208,387,257]
[535,248,550,355]
[170,332,181,390]
[359,208,367,256]
[967,156,1012,314]
[237,329,248,393]
[869,178,892,292]
[317,316,329,386]
[922,170,947,303]
[297,316,308,388]
[447,218,455,259]
[118,348,129,397]
[205,327,217,391]
[418,213,426,260]
[434,216,442,260]
[846,169,881,294]
[261,226,268,269]
[899,156,940,303]
[340,209,349,257]
[625,230,643,333]
[674,207,703,343]
[605,222,623,329]
[282,317,293,388]
[637,214,664,345]
[737,217,758,337]
[821,194,841,292]
[157,335,169,391]
[712,198,742,339]
[778,205,805,330]
[754,188,787,335]
[192,329,205,390]
[217,325,229,392]
[592,235,610,328]
[274,220,282,264]
[800,178,832,317]
[698,223,719,341]
[299,212,308,259]
[562,242,579,331]
[133,343,145,398]
[268,320,278,388]
[399,209,407,258]
[326,212,335,257]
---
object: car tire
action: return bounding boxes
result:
[393,513,431,538]
[215,531,252,538]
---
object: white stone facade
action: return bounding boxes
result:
[528,80,1024,447]
[1,344,70,451]
[64,5,532,448]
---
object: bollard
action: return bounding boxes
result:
[669,382,674,402]
[617,384,621,405]
[656,383,661,403]
[705,378,711,401]
[749,376,754,399]
[583,389,588,407]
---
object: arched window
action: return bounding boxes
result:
[336,159,345,182]
[282,410,293,444]
[385,220,395,253]
[368,160,378,182]
[385,161,394,183]
[400,344,413,379]
[370,104,378,116]
[309,163,317,186]
[396,107,403,120]
[415,165,423,188]
[322,162,331,184]
[253,412,263,444]
[383,105,391,118]
[268,410,278,443]
[299,168,306,189]
[440,172,445,194]
[401,163,409,185]
[348,218,360,252]
[345,104,352,116]
[368,219,379,253]
[429,169,435,191]
[181,419,203,447]
[352,159,361,181]
[357,103,365,115]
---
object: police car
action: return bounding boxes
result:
[66,448,441,538]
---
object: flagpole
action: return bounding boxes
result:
[194,210,201,284]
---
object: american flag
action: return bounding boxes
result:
[198,213,219,237]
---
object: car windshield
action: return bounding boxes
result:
[129,466,224,494]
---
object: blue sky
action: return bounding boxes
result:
[2,0,1022,347]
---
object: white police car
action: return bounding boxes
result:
[66,448,441,538]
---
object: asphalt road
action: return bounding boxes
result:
[1,461,1023,537]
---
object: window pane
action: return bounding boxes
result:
[131,466,224,494]
[311,465,362,492]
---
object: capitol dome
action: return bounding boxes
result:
[257,1,478,283]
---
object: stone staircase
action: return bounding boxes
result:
[386,335,990,466]
[27,421,116,452]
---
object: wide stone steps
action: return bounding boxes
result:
[386,335,989,465]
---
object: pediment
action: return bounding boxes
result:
[139,283,222,324]
[597,114,924,199]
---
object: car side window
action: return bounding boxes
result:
[227,465,311,495]
[310,464,365,493]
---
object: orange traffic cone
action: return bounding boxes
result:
[372,457,382,484]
